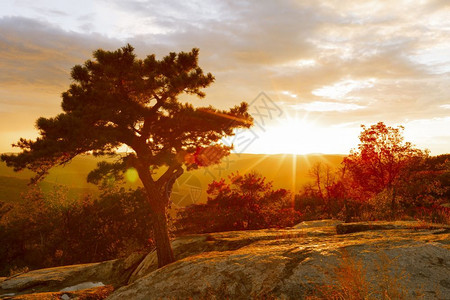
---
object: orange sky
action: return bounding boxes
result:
[0,0,449,155]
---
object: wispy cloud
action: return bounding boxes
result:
[0,0,449,154]
[291,101,365,112]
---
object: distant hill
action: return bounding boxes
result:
[0,176,96,203]
[0,153,345,205]
[0,154,104,203]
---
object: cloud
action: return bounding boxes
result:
[403,117,450,154]
[312,79,376,101]
[0,0,449,153]
[0,16,120,88]
[0,16,124,151]
[291,101,365,112]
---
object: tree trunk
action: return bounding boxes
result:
[135,161,176,268]
[344,198,351,223]
[390,186,397,219]
[151,204,175,268]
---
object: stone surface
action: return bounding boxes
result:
[2,220,449,299]
[128,227,317,284]
[0,252,144,298]
[4,285,114,299]
[293,219,343,229]
[335,220,448,234]
[109,220,450,299]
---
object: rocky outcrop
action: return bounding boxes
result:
[110,220,450,299]
[127,229,304,284]
[0,252,145,299]
[293,219,343,229]
[335,220,449,234]
[2,221,449,299]
[5,285,114,300]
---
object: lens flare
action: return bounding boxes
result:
[125,168,139,183]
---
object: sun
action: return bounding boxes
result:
[245,111,359,155]
[247,113,323,155]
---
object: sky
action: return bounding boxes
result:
[0,0,449,155]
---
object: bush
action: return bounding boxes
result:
[174,172,301,234]
[0,186,154,276]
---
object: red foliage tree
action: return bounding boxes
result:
[396,154,450,222]
[343,122,426,216]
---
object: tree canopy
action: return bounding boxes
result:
[344,122,425,193]
[343,122,426,215]
[1,45,253,267]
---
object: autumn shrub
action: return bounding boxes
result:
[174,172,301,234]
[0,186,153,276]
[0,186,52,274]
[414,205,450,225]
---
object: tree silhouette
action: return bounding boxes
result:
[1,45,253,267]
[295,162,342,220]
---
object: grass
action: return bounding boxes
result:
[306,251,371,300]
[306,250,423,300]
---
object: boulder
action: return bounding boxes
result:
[293,219,343,229]
[335,220,449,234]
[0,252,145,298]
[128,228,317,284]
[3,285,114,299]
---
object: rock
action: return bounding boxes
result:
[336,222,396,234]
[128,235,207,283]
[293,219,343,229]
[59,281,105,292]
[336,220,450,234]
[3,221,449,299]
[128,228,314,284]
[0,252,145,298]
[4,285,114,299]
[109,222,450,299]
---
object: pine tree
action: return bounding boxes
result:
[1,45,253,267]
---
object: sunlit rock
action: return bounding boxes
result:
[2,221,449,299]
[110,221,450,299]
[0,252,144,298]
